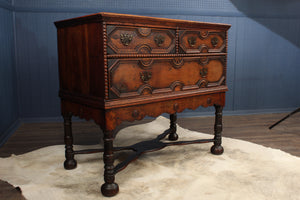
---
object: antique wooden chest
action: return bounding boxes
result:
[55,12,230,197]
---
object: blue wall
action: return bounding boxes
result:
[1,0,300,132]
[0,0,19,145]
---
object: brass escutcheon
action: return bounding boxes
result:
[200,67,208,77]
[211,37,219,47]
[120,33,133,46]
[140,71,152,83]
[154,34,165,47]
[188,36,197,47]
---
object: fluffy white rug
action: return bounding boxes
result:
[0,116,300,200]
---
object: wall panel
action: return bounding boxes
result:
[234,17,300,110]
[0,5,19,144]
[15,12,84,118]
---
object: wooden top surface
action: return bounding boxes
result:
[54,12,231,30]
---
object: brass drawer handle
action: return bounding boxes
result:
[120,33,133,46]
[154,34,165,47]
[211,37,219,47]
[140,71,152,83]
[188,36,197,47]
[200,67,208,77]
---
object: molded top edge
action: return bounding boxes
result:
[54,12,231,30]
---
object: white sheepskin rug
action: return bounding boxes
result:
[0,116,300,200]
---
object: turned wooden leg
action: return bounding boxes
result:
[63,113,77,169]
[211,105,224,155]
[168,113,178,141]
[101,130,119,197]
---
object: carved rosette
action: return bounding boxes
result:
[199,30,209,39]
[137,84,153,95]
[170,81,184,92]
[171,57,184,69]
[137,27,152,37]
[197,79,208,88]
[137,45,153,68]
[199,57,209,65]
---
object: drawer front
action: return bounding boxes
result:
[107,25,176,54]
[108,56,226,99]
[179,30,226,53]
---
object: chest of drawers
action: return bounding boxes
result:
[55,12,230,197]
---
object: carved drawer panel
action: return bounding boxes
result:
[108,56,226,99]
[179,30,226,53]
[107,25,176,54]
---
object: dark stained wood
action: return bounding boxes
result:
[63,112,77,170]
[108,56,225,99]
[54,12,231,30]
[101,130,119,197]
[55,12,230,197]
[57,22,105,99]
[210,105,224,155]
[168,113,178,141]
[179,29,226,53]
[107,26,176,54]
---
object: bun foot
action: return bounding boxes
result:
[64,159,77,170]
[101,183,119,197]
[168,132,178,141]
[210,145,224,155]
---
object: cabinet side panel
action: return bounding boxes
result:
[89,22,105,98]
[56,22,104,99]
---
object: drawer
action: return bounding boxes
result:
[179,30,226,53]
[107,25,176,54]
[108,56,226,99]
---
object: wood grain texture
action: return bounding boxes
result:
[57,22,105,98]
[179,29,226,53]
[109,57,225,99]
[107,25,176,54]
[55,12,231,30]
[55,13,229,196]
[55,13,229,131]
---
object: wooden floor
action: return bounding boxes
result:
[1,112,299,157]
[0,112,299,199]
